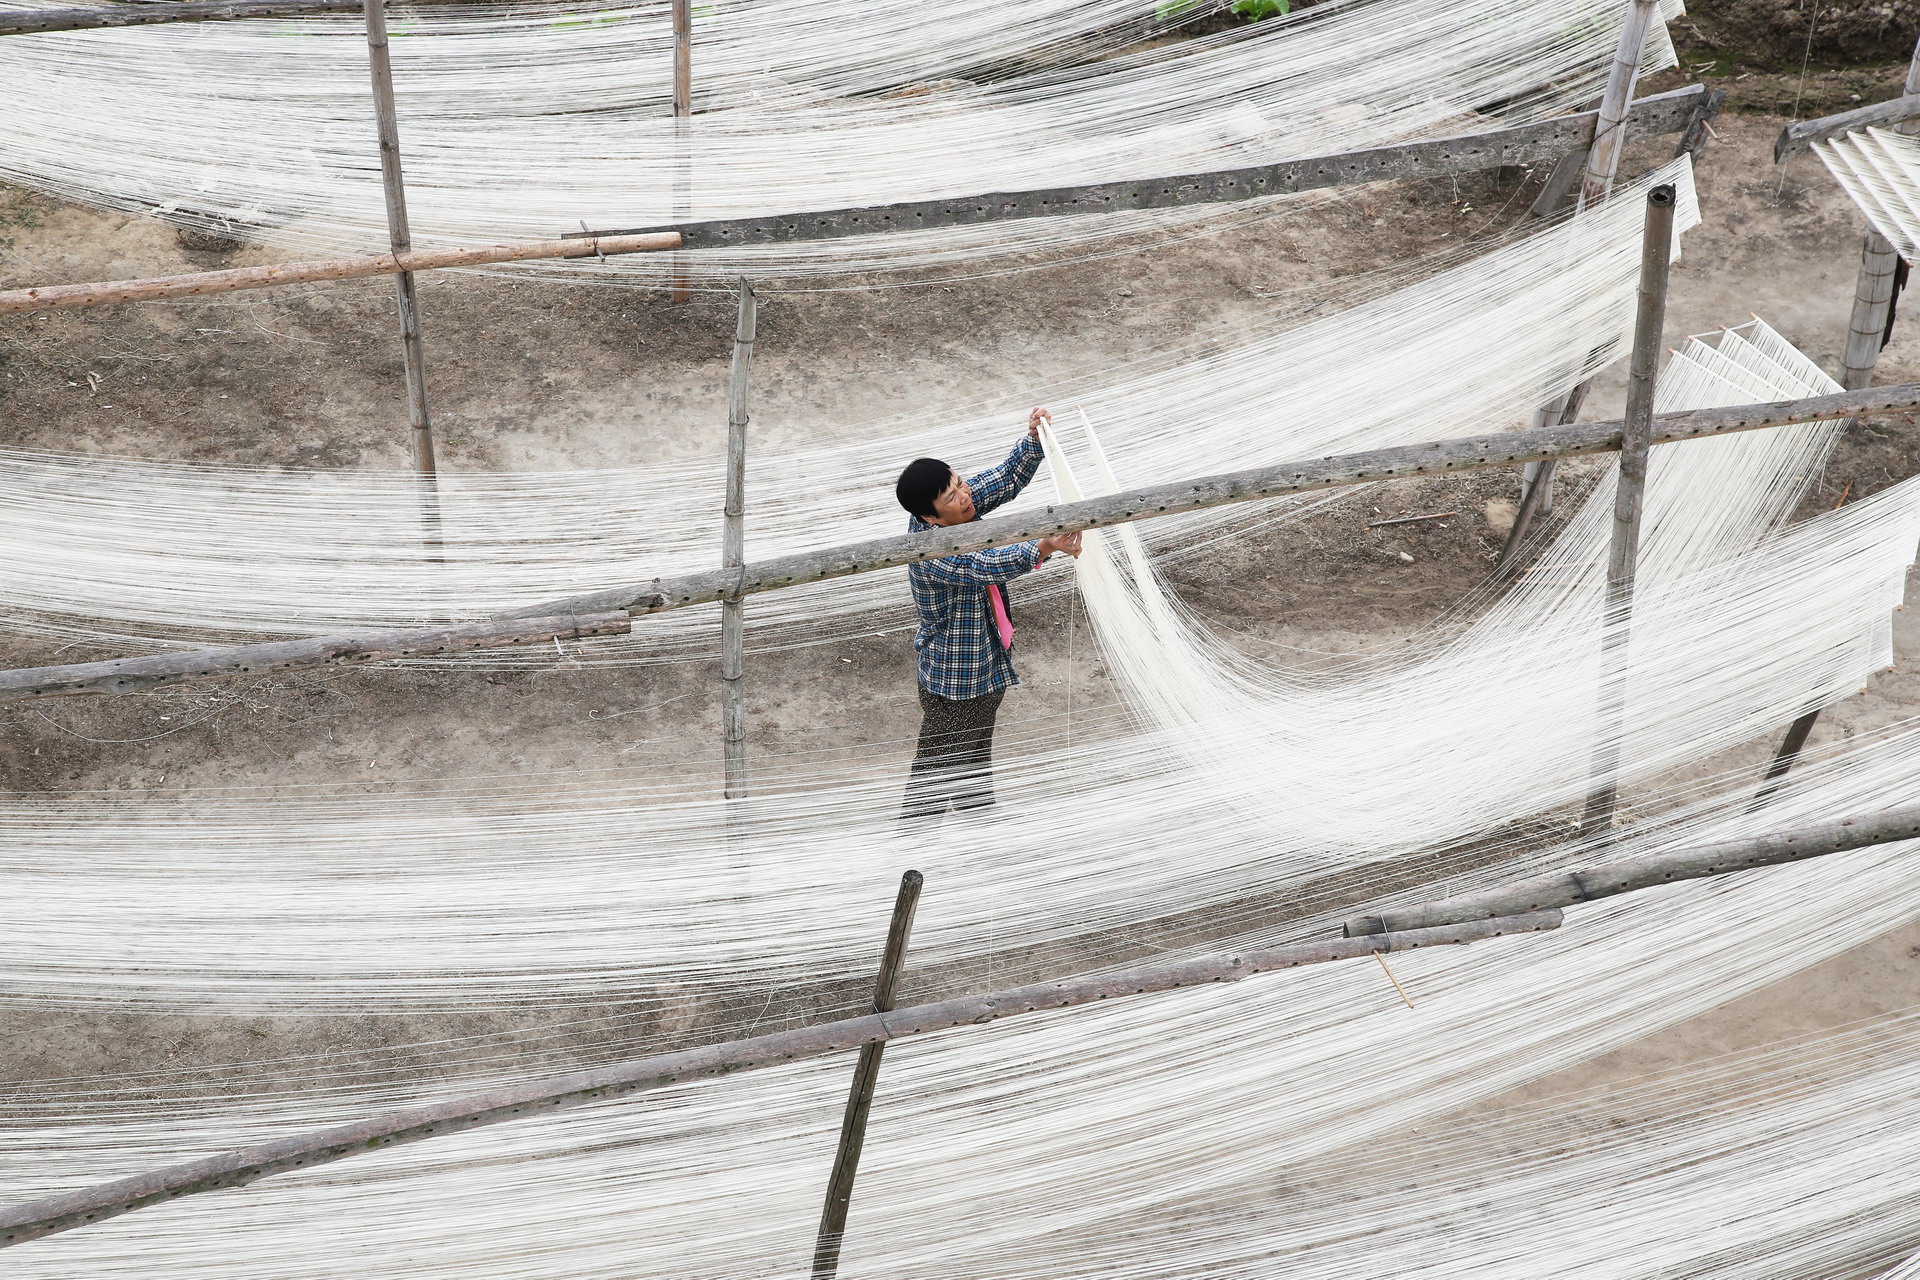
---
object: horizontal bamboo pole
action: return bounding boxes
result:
[0,233,681,314]
[2,381,1916,703]
[504,380,1920,619]
[0,909,1561,1248]
[0,0,488,36]
[0,613,631,699]
[1341,804,1920,937]
[1775,92,1920,161]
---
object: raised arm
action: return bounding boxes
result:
[966,408,1050,517]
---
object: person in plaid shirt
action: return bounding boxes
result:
[894,406,1082,822]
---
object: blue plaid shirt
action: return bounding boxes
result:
[908,436,1046,699]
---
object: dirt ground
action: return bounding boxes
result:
[5,34,1920,1261]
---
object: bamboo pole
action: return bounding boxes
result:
[0,234,681,315]
[3,381,1917,703]
[672,0,691,116]
[722,279,756,803]
[0,908,1559,1248]
[812,870,924,1280]
[0,0,488,36]
[1578,184,1677,839]
[1506,0,1659,545]
[363,0,436,487]
[1753,36,1920,798]
[1577,0,1660,210]
[1343,803,1920,938]
[670,0,693,304]
[1837,42,1920,395]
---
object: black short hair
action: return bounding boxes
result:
[896,457,954,519]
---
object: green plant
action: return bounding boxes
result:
[0,192,46,253]
[1231,0,1290,19]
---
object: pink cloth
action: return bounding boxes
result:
[988,583,1015,652]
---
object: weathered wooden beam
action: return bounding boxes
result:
[571,86,1711,248]
[1749,706,1823,812]
[1775,91,1920,162]
[1578,183,1676,838]
[0,0,484,36]
[2,381,1916,703]
[0,233,681,315]
[1342,804,1920,937]
[1675,86,1727,164]
[0,614,631,698]
[0,908,1560,1248]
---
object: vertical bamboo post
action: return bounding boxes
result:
[812,870,924,1280]
[722,279,755,803]
[670,0,692,304]
[1498,384,1589,569]
[1579,184,1677,839]
[1504,0,1660,557]
[1577,0,1661,211]
[1841,39,1920,391]
[363,0,437,484]
[1752,36,1920,796]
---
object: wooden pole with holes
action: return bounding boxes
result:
[362,0,442,548]
[671,0,693,303]
[722,279,756,802]
[1579,184,1677,838]
[811,871,924,1280]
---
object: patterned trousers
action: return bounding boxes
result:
[900,688,1006,820]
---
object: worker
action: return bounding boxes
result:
[893,406,1082,822]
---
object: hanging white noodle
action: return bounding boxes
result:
[0,0,1679,282]
[0,164,1698,654]
[1,299,1915,1011]
[7,713,1920,1278]
[1814,125,1920,261]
